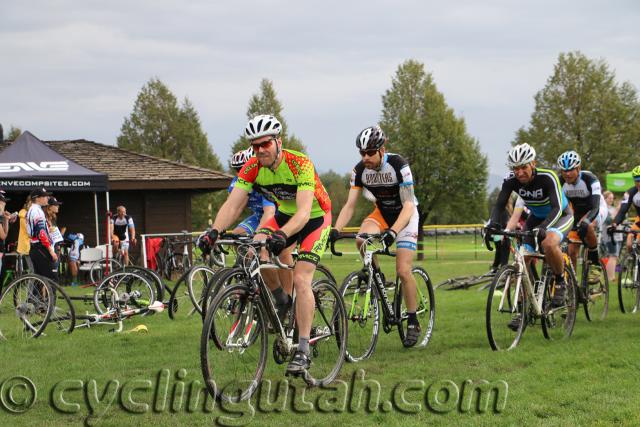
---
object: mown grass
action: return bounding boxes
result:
[1,236,639,426]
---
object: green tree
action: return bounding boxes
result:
[230,79,306,160]
[5,125,22,141]
[515,51,640,176]
[380,60,488,258]
[117,78,225,230]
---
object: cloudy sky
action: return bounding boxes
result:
[2,1,639,183]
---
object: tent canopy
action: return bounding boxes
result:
[606,172,635,192]
[0,131,108,191]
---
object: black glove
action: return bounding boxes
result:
[533,227,546,246]
[197,234,211,254]
[329,228,340,243]
[266,230,288,256]
[381,228,397,248]
[207,229,219,244]
[576,220,590,241]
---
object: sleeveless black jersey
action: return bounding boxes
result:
[350,153,418,226]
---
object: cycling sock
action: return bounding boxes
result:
[272,288,290,306]
[298,336,310,355]
[587,247,600,264]
[407,312,418,325]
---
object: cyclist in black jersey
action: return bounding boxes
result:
[557,150,607,268]
[488,143,574,309]
[110,206,136,266]
[331,125,422,347]
[612,165,640,252]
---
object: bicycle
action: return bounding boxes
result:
[200,239,347,402]
[193,233,337,321]
[565,237,609,321]
[485,229,578,351]
[331,232,435,362]
[436,270,496,291]
[609,226,640,313]
[158,234,192,282]
[0,273,55,340]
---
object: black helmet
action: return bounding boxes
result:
[356,125,386,150]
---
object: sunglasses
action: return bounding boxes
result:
[251,138,276,151]
[359,149,379,157]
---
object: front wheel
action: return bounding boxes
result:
[339,270,380,362]
[486,265,526,351]
[395,266,435,349]
[200,284,267,402]
[618,253,639,314]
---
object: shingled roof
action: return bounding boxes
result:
[1,138,232,191]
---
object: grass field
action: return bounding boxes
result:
[1,235,639,426]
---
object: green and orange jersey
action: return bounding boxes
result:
[235,149,331,218]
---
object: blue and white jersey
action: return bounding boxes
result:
[229,177,276,217]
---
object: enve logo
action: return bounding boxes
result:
[0,161,69,173]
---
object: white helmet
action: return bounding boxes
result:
[244,115,282,140]
[507,143,536,168]
[557,150,581,171]
[356,125,386,150]
[230,147,254,170]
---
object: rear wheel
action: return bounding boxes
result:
[582,258,609,321]
[541,263,577,340]
[305,279,348,386]
[396,267,435,348]
[46,281,76,335]
[93,272,155,314]
[188,265,216,314]
[486,265,526,351]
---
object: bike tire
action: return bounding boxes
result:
[395,266,436,349]
[200,283,267,402]
[46,280,76,335]
[0,274,54,340]
[188,265,216,314]
[93,271,155,314]
[541,262,577,341]
[339,269,380,362]
[485,265,526,351]
[618,253,639,314]
[581,259,609,321]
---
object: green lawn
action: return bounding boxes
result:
[1,237,638,426]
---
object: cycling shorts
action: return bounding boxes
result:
[257,210,332,265]
[236,213,262,235]
[363,206,419,251]
[522,210,574,252]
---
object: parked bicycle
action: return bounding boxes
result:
[200,239,347,402]
[485,229,577,351]
[331,232,435,362]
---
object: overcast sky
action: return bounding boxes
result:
[2,1,639,182]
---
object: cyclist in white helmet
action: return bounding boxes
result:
[487,143,574,325]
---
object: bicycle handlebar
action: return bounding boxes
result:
[607,225,640,236]
[483,228,539,253]
[329,232,396,257]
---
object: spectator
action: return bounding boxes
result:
[65,232,84,287]
[601,190,622,282]
[110,205,136,266]
[17,196,31,256]
[0,190,13,273]
[27,188,57,280]
[46,197,65,275]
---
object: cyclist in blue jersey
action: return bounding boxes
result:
[488,144,574,312]
[228,147,276,235]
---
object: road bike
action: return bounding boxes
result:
[332,232,435,362]
[485,229,577,351]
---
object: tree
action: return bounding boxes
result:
[5,125,22,141]
[515,51,640,177]
[380,60,488,258]
[230,79,306,159]
[117,78,225,230]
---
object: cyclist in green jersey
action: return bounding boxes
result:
[205,115,332,376]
